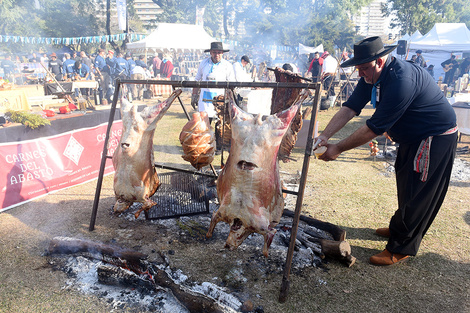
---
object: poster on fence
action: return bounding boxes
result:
[0,121,123,212]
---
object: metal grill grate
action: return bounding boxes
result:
[144,171,215,220]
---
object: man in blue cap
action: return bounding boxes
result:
[315,36,457,266]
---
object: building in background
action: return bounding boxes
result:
[134,0,163,24]
[352,0,399,40]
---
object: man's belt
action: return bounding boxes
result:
[413,126,458,182]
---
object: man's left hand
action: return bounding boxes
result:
[318,143,342,161]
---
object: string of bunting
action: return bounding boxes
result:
[0,33,146,45]
[0,32,297,52]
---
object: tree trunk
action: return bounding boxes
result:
[223,0,229,38]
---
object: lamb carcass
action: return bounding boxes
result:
[179,111,215,170]
[113,90,182,218]
[271,67,305,162]
[206,90,308,257]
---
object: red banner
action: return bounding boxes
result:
[0,121,123,212]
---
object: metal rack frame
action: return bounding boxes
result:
[87,78,322,303]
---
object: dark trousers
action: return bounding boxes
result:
[386,132,457,255]
[323,75,335,97]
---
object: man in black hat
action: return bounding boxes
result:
[191,42,235,119]
[315,36,457,266]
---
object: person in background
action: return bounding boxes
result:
[415,50,425,67]
[29,52,40,63]
[441,54,458,86]
[62,53,75,80]
[125,53,136,77]
[339,51,353,80]
[130,62,147,101]
[80,51,93,79]
[72,60,91,98]
[458,57,470,78]
[73,60,90,80]
[307,52,323,82]
[1,55,16,83]
[321,51,338,107]
[282,63,294,71]
[316,36,457,266]
[94,49,108,104]
[72,51,80,61]
[192,42,235,123]
[104,50,117,101]
[426,64,435,79]
[115,52,129,79]
[153,54,162,78]
[40,53,49,65]
[160,55,174,79]
[48,53,63,81]
[135,55,147,69]
[233,55,251,82]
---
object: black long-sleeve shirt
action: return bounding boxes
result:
[343,56,456,144]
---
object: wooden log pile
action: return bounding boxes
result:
[282,210,356,267]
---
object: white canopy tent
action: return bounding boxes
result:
[126,23,217,54]
[408,23,470,81]
[298,43,324,55]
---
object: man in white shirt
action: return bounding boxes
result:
[233,55,252,82]
[130,65,149,100]
[321,51,339,107]
[191,42,235,120]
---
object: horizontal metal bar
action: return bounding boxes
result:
[155,163,217,178]
[282,189,299,196]
[116,79,321,90]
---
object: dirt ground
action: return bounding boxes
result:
[1,92,469,313]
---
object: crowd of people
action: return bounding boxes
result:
[1,43,469,105]
[0,38,468,268]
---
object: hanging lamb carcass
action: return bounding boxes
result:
[112,90,182,218]
[206,90,308,257]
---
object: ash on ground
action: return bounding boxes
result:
[51,255,241,313]
[61,170,329,312]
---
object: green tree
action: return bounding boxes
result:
[382,0,470,35]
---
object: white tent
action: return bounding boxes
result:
[298,43,324,55]
[406,23,470,81]
[126,23,217,53]
[410,23,470,51]
[409,30,423,43]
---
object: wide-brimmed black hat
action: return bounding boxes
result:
[204,42,229,53]
[340,36,397,68]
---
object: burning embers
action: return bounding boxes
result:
[47,203,354,311]
[47,237,241,313]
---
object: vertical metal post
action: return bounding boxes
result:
[89,81,122,231]
[279,83,322,302]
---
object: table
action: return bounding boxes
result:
[0,88,30,111]
[452,102,470,137]
[44,81,99,95]
[148,78,173,97]
[44,81,99,109]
